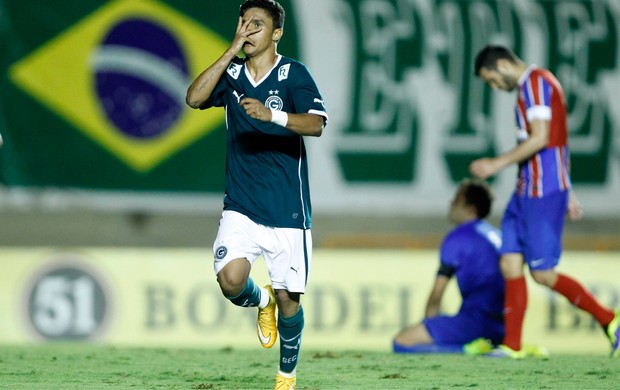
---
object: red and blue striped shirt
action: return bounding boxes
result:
[515,65,571,198]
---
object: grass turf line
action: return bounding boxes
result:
[0,345,618,389]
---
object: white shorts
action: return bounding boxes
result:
[212,210,312,293]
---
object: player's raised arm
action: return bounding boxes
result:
[186,17,261,109]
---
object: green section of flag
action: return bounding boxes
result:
[10,0,228,172]
[0,0,296,191]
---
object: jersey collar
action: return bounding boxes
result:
[244,55,283,88]
[518,64,538,87]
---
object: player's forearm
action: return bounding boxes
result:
[424,277,448,317]
[424,293,443,317]
[501,120,550,166]
[281,113,325,137]
[425,300,441,318]
[497,132,548,168]
[186,49,237,109]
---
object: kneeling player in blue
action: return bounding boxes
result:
[186,1,327,389]
[393,179,505,354]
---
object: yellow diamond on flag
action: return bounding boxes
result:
[9,0,227,172]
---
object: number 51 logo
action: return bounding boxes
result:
[22,255,114,341]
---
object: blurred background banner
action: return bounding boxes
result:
[1,248,618,353]
[1,0,619,216]
[298,0,620,216]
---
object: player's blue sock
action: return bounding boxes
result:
[278,306,304,373]
[225,278,261,307]
[393,341,464,354]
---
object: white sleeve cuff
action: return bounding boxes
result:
[526,105,551,122]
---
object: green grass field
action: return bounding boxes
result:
[0,344,618,389]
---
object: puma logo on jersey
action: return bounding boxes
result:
[233,90,245,103]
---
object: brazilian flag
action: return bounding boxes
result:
[0,0,297,191]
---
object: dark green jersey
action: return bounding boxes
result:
[204,55,327,229]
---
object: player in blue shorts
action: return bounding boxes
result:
[470,45,619,358]
[393,179,505,354]
[186,1,328,388]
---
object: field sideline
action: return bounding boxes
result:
[1,344,618,389]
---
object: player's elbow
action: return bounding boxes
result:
[309,117,326,137]
[312,124,324,137]
[534,134,549,150]
[185,94,202,109]
[185,86,207,109]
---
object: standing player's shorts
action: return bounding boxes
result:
[423,311,504,345]
[500,191,568,271]
[212,210,312,293]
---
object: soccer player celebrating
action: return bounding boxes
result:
[393,179,505,355]
[186,1,327,388]
[470,45,620,358]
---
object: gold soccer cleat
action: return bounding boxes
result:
[257,285,277,348]
[274,370,296,390]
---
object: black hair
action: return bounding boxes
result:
[460,178,494,219]
[474,45,519,76]
[240,0,285,29]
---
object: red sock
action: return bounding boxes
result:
[503,276,527,351]
[552,273,614,326]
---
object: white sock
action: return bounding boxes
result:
[277,369,296,378]
[258,287,270,309]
